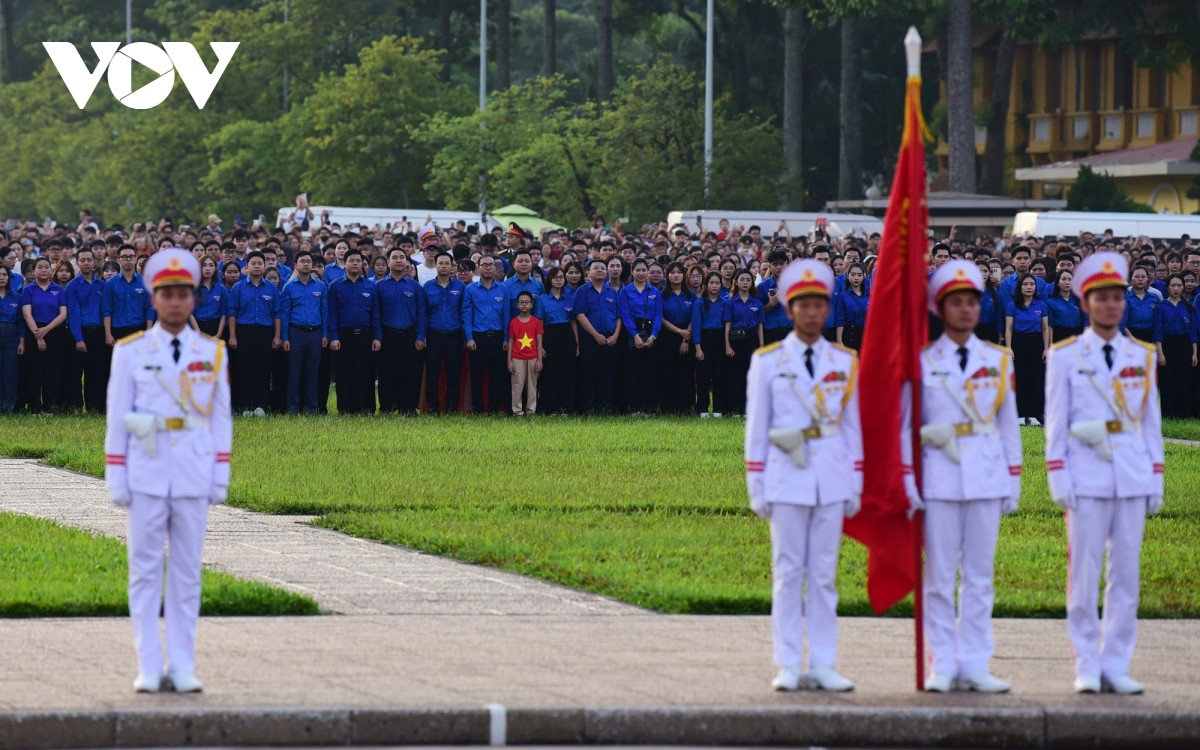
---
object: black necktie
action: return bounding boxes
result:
[171,338,181,364]
[1103,343,1114,371]
[957,346,969,372]
[804,347,815,378]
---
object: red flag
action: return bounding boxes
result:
[842,74,931,615]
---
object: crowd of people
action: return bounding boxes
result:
[1,210,1198,419]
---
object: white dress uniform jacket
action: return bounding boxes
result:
[745,334,864,506]
[105,325,232,503]
[920,334,1022,502]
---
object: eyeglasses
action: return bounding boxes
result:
[118,254,136,259]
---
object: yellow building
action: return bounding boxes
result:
[935,21,1200,214]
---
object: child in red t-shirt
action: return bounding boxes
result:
[507,291,544,415]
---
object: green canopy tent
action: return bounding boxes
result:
[489,204,566,235]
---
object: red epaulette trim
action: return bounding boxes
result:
[853,461,864,472]
[746,460,764,473]
[1008,465,1022,476]
[105,454,125,465]
[1046,459,1065,471]
[1153,463,1164,474]
[216,452,232,464]
[901,465,914,475]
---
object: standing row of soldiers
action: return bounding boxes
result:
[746,253,1162,694]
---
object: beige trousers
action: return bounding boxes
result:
[511,359,538,415]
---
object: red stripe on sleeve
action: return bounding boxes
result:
[1046,460,1064,471]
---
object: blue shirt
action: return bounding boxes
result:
[0,290,20,325]
[505,275,545,321]
[194,282,227,322]
[327,275,381,340]
[539,290,575,325]
[692,294,726,332]
[1124,290,1158,331]
[998,274,1051,312]
[662,289,696,329]
[377,275,426,332]
[324,263,347,285]
[65,275,103,342]
[618,282,664,338]
[1045,294,1085,329]
[8,273,22,293]
[102,273,152,328]
[1005,299,1047,335]
[834,289,869,328]
[723,294,765,330]
[573,282,620,336]
[422,277,466,336]
[20,282,67,324]
[1152,299,1195,341]
[279,276,328,341]
[979,288,1002,331]
[228,277,281,327]
[756,279,790,329]
[462,280,509,340]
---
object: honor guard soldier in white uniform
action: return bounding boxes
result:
[1045,251,1164,695]
[104,248,233,694]
[745,260,863,693]
[916,261,1022,693]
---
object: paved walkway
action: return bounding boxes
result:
[1,457,1198,748]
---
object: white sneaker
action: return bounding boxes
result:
[700,412,710,419]
[166,672,204,693]
[1101,674,1145,695]
[1028,417,1042,427]
[924,672,954,693]
[253,407,266,417]
[712,412,723,418]
[133,674,161,693]
[806,666,855,692]
[958,672,1011,693]
[1074,675,1101,694]
[242,410,252,417]
[771,666,804,692]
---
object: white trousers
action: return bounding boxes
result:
[126,493,209,678]
[769,502,844,670]
[923,498,1001,677]
[1066,497,1146,680]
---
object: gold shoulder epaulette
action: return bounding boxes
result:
[1050,335,1077,351]
[830,341,858,359]
[116,330,146,346]
[983,340,1013,355]
[755,341,783,356]
[1129,337,1155,352]
[199,332,225,347]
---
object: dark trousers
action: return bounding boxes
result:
[1052,325,1083,343]
[197,318,221,337]
[80,326,108,414]
[425,329,462,413]
[840,325,864,352]
[764,327,790,345]
[655,329,694,414]
[0,323,19,414]
[287,327,323,414]
[234,324,273,411]
[696,328,727,414]
[1160,333,1193,419]
[335,328,375,415]
[622,330,656,413]
[378,326,421,413]
[1128,327,1153,344]
[110,325,141,346]
[577,333,617,413]
[270,346,289,413]
[540,323,576,414]
[725,335,756,415]
[468,331,508,414]
[62,339,83,410]
[318,348,332,414]
[24,325,67,413]
[974,323,999,343]
[1010,331,1045,419]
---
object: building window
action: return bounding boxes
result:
[1136,112,1154,138]
[1104,114,1123,140]
[1073,115,1090,140]
[1033,118,1050,142]
[1181,110,1198,136]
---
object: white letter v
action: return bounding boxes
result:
[43,42,121,109]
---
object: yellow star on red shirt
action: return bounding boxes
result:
[517,333,534,350]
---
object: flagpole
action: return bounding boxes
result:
[904,26,926,692]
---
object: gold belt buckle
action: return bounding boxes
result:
[954,422,974,436]
[165,417,185,431]
[1106,420,1123,433]
[802,426,822,440]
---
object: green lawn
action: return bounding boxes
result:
[0,512,318,617]
[2,415,1197,617]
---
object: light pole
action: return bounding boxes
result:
[703,0,713,207]
[283,0,290,110]
[479,0,487,221]
[126,0,132,44]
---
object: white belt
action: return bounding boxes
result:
[153,415,207,431]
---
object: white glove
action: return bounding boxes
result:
[1147,495,1163,516]
[906,488,924,520]
[209,486,228,506]
[844,494,861,518]
[110,492,131,508]
[1052,492,1076,510]
[749,495,771,519]
[1000,496,1019,516]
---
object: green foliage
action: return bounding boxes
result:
[1066,165,1156,214]
[3,414,1199,617]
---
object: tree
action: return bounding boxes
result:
[838,16,863,200]
[543,0,556,77]
[780,4,803,209]
[945,0,975,193]
[596,0,614,102]
[1066,165,1154,213]
[496,0,511,90]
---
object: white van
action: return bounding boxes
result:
[666,210,884,239]
[1012,211,1200,241]
[275,206,499,234]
